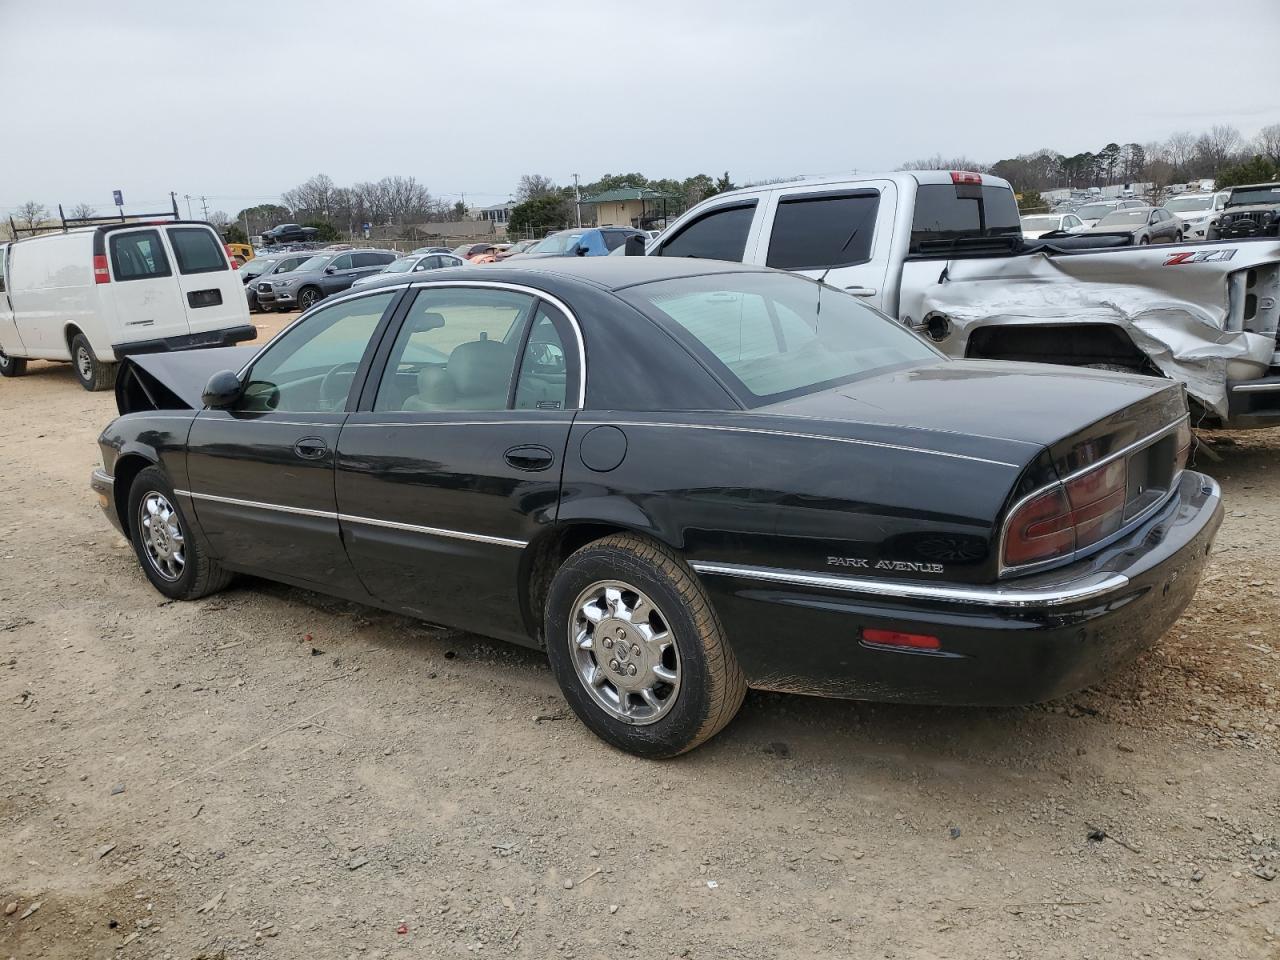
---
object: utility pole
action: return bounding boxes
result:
[199,195,210,220]
[572,173,582,228]
[183,194,193,218]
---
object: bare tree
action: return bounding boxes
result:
[1193,124,1242,174]
[208,210,231,229]
[1256,123,1280,166]
[898,154,990,172]
[1165,131,1197,176]
[282,173,339,222]
[15,201,48,230]
[69,203,96,220]
[516,174,558,201]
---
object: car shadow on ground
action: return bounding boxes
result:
[240,576,1104,776]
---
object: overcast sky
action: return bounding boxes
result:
[3,0,1278,219]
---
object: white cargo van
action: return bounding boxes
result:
[0,221,255,390]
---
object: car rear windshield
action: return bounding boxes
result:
[1020,216,1062,231]
[620,272,940,406]
[909,183,1021,254]
[531,232,584,254]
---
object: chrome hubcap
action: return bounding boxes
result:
[77,347,93,378]
[139,492,185,581]
[569,580,680,725]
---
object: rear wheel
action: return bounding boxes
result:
[297,286,321,311]
[1175,230,1185,243]
[69,333,116,391]
[127,466,232,600]
[1139,235,1151,245]
[0,348,27,378]
[544,534,747,758]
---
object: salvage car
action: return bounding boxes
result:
[254,249,398,311]
[92,259,1221,757]
[1084,206,1184,244]
[240,252,313,312]
[650,171,1280,428]
[1209,182,1280,240]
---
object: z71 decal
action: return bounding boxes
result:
[1164,249,1237,265]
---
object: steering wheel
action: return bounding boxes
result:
[319,361,360,410]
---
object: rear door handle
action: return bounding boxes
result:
[504,444,554,472]
[293,437,329,460]
[844,285,878,297]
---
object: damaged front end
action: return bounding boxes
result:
[906,242,1280,428]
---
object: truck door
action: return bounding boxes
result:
[163,225,248,338]
[104,228,190,345]
[754,180,897,313]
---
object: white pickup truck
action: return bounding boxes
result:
[648,171,1280,429]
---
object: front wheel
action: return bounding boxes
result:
[127,466,232,600]
[544,534,747,758]
[0,348,27,378]
[69,333,116,391]
[297,287,321,311]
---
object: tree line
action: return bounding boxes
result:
[903,123,1280,195]
[507,171,737,237]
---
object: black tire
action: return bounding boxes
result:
[69,332,117,391]
[297,286,321,311]
[544,533,747,758]
[1175,231,1184,243]
[1139,235,1151,245]
[0,348,27,378]
[127,466,232,601]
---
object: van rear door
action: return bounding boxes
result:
[0,243,23,358]
[164,225,249,336]
[103,227,191,346]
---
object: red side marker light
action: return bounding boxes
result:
[862,628,940,650]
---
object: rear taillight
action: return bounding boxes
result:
[1174,420,1192,473]
[950,171,983,185]
[93,254,110,284]
[1003,458,1128,568]
[225,245,239,269]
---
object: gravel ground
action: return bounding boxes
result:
[1,319,1276,959]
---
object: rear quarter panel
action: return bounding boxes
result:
[558,412,1027,586]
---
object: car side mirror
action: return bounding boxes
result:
[574,244,588,257]
[324,266,336,274]
[202,370,244,408]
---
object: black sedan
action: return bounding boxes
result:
[91,259,1222,757]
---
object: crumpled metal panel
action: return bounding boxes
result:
[913,245,1280,419]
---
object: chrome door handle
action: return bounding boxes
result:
[293,437,328,460]
[843,285,877,297]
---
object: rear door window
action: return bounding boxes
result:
[168,227,228,274]
[909,184,1021,254]
[352,252,383,268]
[109,230,172,281]
[655,202,756,262]
[766,192,879,270]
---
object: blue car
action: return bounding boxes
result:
[508,226,645,259]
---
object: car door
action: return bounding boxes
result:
[754,181,896,310]
[0,244,20,358]
[319,253,358,295]
[183,289,401,592]
[335,282,582,643]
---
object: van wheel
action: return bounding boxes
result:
[0,349,27,378]
[70,333,117,391]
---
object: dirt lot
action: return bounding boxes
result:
[1,316,1277,959]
